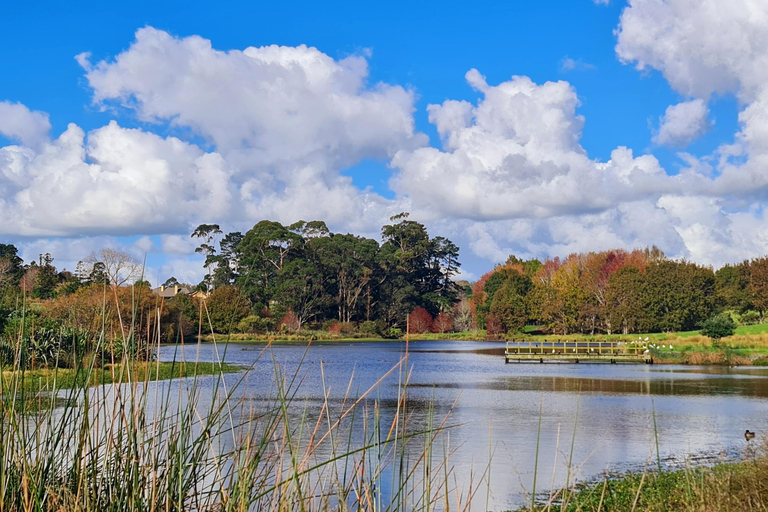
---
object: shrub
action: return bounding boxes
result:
[205,285,251,333]
[279,311,300,332]
[326,321,341,334]
[700,313,737,340]
[741,310,761,325]
[408,307,433,334]
[237,315,275,334]
[358,320,379,335]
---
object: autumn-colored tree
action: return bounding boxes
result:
[408,307,433,333]
[471,270,493,328]
[43,282,172,351]
[575,249,648,334]
[280,310,301,332]
[20,266,38,296]
[529,256,585,335]
[485,316,504,335]
[432,312,453,333]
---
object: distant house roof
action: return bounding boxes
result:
[151,284,195,298]
[190,289,209,300]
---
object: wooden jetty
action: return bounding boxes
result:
[504,340,653,364]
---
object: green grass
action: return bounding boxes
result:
[407,330,486,341]
[735,323,768,335]
[1,361,243,394]
[519,323,768,341]
[197,333,393,343]
[200,329,488,342]
[516,455,768,512]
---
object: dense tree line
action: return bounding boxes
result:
[474,247,768,335]
[5,223,768,352]
[191,213,461,334]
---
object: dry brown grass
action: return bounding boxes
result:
[725,332,768,347]
[683,351,727,365]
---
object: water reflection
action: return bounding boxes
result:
[158,340,768,510]
[411,374,768,398]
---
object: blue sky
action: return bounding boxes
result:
[0,0,712,162]
[0,0,764,283]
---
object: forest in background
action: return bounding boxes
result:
[1,213,768,364]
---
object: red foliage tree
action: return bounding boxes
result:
[327,321,342,334]
[408,307,433,334]
[280,310,301,332]
[485,316,504,335]
[432,312,453,333]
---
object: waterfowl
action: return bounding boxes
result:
[745,430,756,441]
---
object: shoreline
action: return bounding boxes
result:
[173,335,768,365]
[514,448,768,511]
[1,361,244,395]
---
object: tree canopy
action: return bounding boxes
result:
[191,214,461,331]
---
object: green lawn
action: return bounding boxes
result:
[1,361,244,395]
[735,323,768,335]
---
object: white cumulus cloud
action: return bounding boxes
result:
[0,101,51,148]
[391,69,670,221]
[73,27,425,232]
[79,27,425,175]
[653,99,711,147]
[0,28,428,241]
[0,121,234,237]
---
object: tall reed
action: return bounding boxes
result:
[0,288,474,512]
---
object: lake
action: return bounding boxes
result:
[157,340,768,510]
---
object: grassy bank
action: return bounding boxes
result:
[507,324,768,365]
[197,332,392,343]
[517,445,768,511]
[1,360,243,394]
[200,329,489,343]
[196,324,768,365]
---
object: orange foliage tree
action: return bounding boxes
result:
[408,307,433,333]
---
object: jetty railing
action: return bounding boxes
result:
[504,340,652,364]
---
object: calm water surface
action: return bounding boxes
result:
[158,340,768,510]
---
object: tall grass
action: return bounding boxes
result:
[517,442,768,511]
[0,291,476,512]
